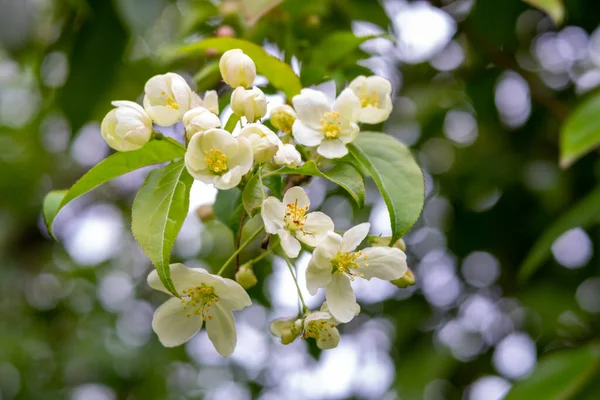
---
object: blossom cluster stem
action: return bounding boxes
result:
[282,253,309,314]
[217,225,265,276]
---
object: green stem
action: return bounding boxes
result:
[282,253,308,314]
[217,225,265,276]
[225,113,241,133]
[261,168,284,179]
[248,244,275,265]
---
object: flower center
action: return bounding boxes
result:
[360,91,379,108]
[320,111,341,139]
[284,200,308,233]
[205,149,228,175]
[161,91,180,110]
[304,320,335,342]
[272,111,295,134]
[180,284,219,320]
[331,250,368,281]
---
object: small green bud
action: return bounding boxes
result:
[196,205,214,222]
[235,264,258,289]
[270,318,301,345]
[370,236,406,251]
[391,267,416,288]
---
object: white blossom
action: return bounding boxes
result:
[143,72,196,126]
[185,128,253,190]
[148,263,251,356]
[261,186,334,258]
[231,86,267,123]
[348,75,393,124]
[219,49,256,88]
[273,143,302,167]
[182,107,221,140]
[305,223,407,322]
[100,101,152,151]
[238,123,280,163]
[292,88,361,159]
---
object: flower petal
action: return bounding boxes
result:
[317,139,348,159]
[356,246,407,280]
[215,166,242,190]
[261,197,285,234]
[152,297,204,347]
[205,302,237,357]
[292,88,331,129]
[337,123,359,144]
[317,326,340,350]
[147,263,209,295]
[278,229,301,258]
[214,276,252,311]
[359,105,392,124]
[333,88,360,124]
[296,211,334,247]
[326,274,357,323]
[311,232,342,268]
[283,186,310,209]
[305,262,332,295]
[292,120,324,147]
[341,223,370,253]
[145,105,181,126]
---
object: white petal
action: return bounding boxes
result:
[111,100,146,115]
[317,326,340,350]
[292,88,331,129]
[356,246,407,280]
[317,139,348,159]
[296,211,334,246]
[278,229,301,258]
[337,123,359,144]
[215,276,252,311]
[214,166,242,190]
[341,223,370,253]
[367,75,392,96]
[205,302,237,357]
[147,263,209,295]
[261,197,285,234]
[305,263,332,295]
[304,311,333,324]
[152,297,203,347]
[203,90,219,114]
[333,88,360,123]
[359,105,392,124]
[311,232,342,268]
[283,186,310,209]
[146,105,181,126]
[348,75,367,93]
[292,120,324,147]
[325,274,357,323]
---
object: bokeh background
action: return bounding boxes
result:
[1,0,600,399]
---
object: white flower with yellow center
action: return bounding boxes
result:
[348,75,393,124]
[274,143,302,168]
[143,72,196,126]
[270,104,297,134]
[182,107,222,141]
[238,123,281,163]
[185,128,253,190]
[148,263,251,356]
[305,223,407,322]
[231,86,267,123]
[219,49,256,88]
[100,101,152,151]
[261,186,334,258]
[302,306,341,350]
[291,88,360,159]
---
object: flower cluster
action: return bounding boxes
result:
[98,48,410,356]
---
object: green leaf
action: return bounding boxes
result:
[42,138,186,238]
[131,159,193,296]
[242,174,266,218]
[505,343,600,400]
[276,160,365,208]
[348,132,425,244]
[519,185,600,282]
[311,32,382,69]
[177,38,302,99]
[560,92,600,168]
[213,188,245,238]
[240,0,283,26]
[521,0,565,25]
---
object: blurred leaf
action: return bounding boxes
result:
[519,185,600,282]
[560,92,600,168]
[311,31,381,69]
[348,132,424,244]
[276,160,365,208]
[242,173,266,217]
[193,62,221,92]
[505,342,600,400]
[521,0,565,25]
[132,159,193,296]
[43,138,185,238]
[240,0,283,26]
[176,38,302,98]
[214,188,245,238]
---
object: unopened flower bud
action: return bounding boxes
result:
[231,86,267,122]
[182,107,221,140]
[390,267,415,288]
[101,101,152,151]
[370,236,406,251]
[270,318,301,345]
[274,143,302,167]
[219,49,256,88]
[238,123,280,163]
[235,263,258,289]
[196,205,214,222]
[270,105,297,134]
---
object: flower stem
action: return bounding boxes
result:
[225,113,241,133]
[217,225,265,276]
[282,253,308,314]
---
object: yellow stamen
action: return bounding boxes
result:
[331,250,368,281]
[205,149,228,174]
[182,284,219,320]
[165,96,179,110]
[320,111,341,139]
[284,200,309,233]
[360,91,379,108]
